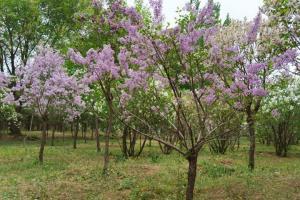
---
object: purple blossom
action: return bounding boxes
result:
[125,7,142,22]
[111,0,122,12]
[226,46,239,53]
[179,29,204,54]
[196,1,214,25]
[205,27,218,43]
[120,21,139,37]
[68,49,87,65]
[272,49,298,69]
[204,73,218,82]
[17,47,85,120]
[179,76,189,84]
[210,44,221,61]
[204,89,216,105]
[69,45,120,81]
[119,92,132,108]
[247,12,261,43]
[0,72,7,89]
[118,48,130,74]
[251,88,268,97]
[121,70,149,92]
[271,109,280,118]
[246,63,266,74]
[231,81,247,92]
[149,0,164,25]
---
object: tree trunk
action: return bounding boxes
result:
[81,124,84,139]
[39,121,47,163]
[46,123,49,140]
[247,112,255,171]
[73,119,79,149]
[84,124,87,143]
[136,135,147,157]
[62,127,65,144]
[29,114,34,132]
[122,126,128,158]
[148,139,152,147]
[71,123,74,137]
[91,128,94,140]
[51,126,56,146]
[103,103,113,174]
[95,117,100,152]
[186,153,198,200]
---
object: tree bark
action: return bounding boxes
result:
[71,123,74,137]
[39,120,47,163]
[62,127,65,144]
[136,135,147,157]
[51,126,56,146]
[103,103,113,174]
[247,112,255,171]
[73,119,79,149]
[186,153,198,200]
[84,124,87,143]
[122,126,128,158]
[91,128,94,140]
[29,114,34,132]
[148,139,152,147]
[95,117,100,152]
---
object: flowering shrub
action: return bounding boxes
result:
[258,78,300,156]
[5,47,87,162]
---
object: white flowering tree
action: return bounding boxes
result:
[0,73,20,134]
[258,77,300,156]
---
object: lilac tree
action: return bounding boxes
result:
[111,1,229,199]
[210,14,298,170]
[15,47,86,163]
[69,45,120,173]
[69,1,223,198]
[68,0,144,174]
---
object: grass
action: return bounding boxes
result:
[0,131,300,200]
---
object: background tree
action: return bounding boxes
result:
[0,0,84,135]
[208,105,242,154]
[11,47,86,163]
[258,77,300,156]
[212,15,298,170]
[0,72,18,135]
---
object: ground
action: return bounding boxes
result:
[0,131,300,200]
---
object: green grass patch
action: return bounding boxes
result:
[0,133,300,199]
